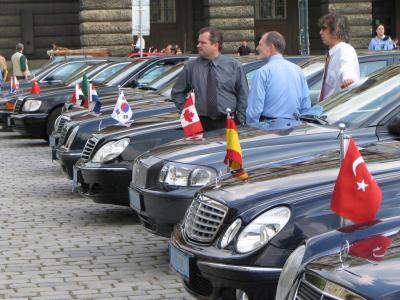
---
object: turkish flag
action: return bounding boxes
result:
[349,235,392,262]
[330,137,382,223]
[180,92,203,137]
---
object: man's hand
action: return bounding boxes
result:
[340,79,354,89]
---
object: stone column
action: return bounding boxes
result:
[79,0,132,56]
[202,0,255,53]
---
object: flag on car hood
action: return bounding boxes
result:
[88,84,101,115]
[70,83,84,107]
[180,92,203,138]
[111,91,133,127]
[10,76,19,93]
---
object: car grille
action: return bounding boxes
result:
[295,273,364,300]
[59,124,70,146]
[13,98,23,113]
[55,116,70,134]
[184,194,228,243]
[131,159,149,188]
[81,136,98,161]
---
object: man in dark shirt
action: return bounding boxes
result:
[237,40,251,56]
[171,27,249,131]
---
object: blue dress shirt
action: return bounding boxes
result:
[246,54,311,129]
[368,36,394,51]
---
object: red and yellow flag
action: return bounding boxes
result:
[224,116,248,180]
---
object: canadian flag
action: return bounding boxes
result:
[349,235,392,262]
[330,137,382,223]
[180,92,203,137]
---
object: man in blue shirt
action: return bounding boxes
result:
[246,31,310,129]
[368,24,395,51]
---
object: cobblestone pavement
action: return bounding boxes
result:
[0,131,195,300]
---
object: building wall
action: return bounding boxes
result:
[0,0,80,59]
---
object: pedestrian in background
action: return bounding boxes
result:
[237,40,251,56]
[172,27,248,131]
[368,24,395,51]
[11,43,30,80]
[246,31,310,129]
[133,35,145,52]
[318,13,360,101]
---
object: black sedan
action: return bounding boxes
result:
[276,216,400,300]
[129,63,400,237]
[9,55,190,139]
[169,138,400,300]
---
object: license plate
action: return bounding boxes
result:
[72,166,78,192]
[129,188,141,211]
[169,244,190,278]
[49,135,56,147]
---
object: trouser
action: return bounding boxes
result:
[199,115,239,132]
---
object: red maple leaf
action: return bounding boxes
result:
[183,108,194,122]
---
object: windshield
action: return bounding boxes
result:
[64,63,108,85]
[146,63,184,90]
[90,62,130,84]
[158,80,175,98]
[302,62,324,79]
[42,61,87,82]
[103,59,148,86]
[321,66,400,127]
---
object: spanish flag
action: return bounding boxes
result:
[224,115,248,180]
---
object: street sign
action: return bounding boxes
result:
[132,0,150,36]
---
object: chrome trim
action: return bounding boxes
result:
[197,261,282,273]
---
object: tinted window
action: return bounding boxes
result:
[137,62,178,85]
[91,62,130,84]
[104,60,148,86]
[360,60,388,77]
[42,62,86,81]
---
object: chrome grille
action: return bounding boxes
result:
[184,195,228,243]
[81,136,98,161]
[131,159,148,188]
[56,116,70,134]
[13,98,24,113]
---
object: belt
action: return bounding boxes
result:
[200,115,226,121]
[259,116,276,121]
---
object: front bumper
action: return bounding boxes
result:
[75,160,132,206]
[129,185,196,237]
[170,225,286,300]
[0,110,13,130]
[56,147,82,179]
[10,113,48,138]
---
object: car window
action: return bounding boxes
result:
[323,73,400,126]
[91,62,130,84]
[147,64,184,90]
[137,62,177,86]
[104,60,148,86]
[360,60,388,77]
[246,69,257,88]
[42,62,86,81]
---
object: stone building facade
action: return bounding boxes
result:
[0,0,398,59]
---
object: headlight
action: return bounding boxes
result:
[65,125,79,149]
[220,218,242,249]
[91,138,130,163]
[22,99,41,112]
[159,163,217,187]
[236,206,291,254]
[275,245,305,300]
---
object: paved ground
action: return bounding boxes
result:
[0,131,195,300]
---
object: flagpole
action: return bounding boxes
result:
[338,122,346,228]
[226,108,232,174]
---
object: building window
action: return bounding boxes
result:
[150,0,176,23]
[255,0,286,20]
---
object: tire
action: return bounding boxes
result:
[46,106,63,139]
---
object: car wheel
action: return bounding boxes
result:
[46,106,63,139]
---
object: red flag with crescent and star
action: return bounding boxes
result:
[330,137,382,223]
[180,92,203,137]
[349,235,392,262]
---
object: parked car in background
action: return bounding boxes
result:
[276,216,400,300]
[169,138,400,300]
[129,63,400,237]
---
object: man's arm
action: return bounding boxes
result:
[171,64,191,112]
[298,73,311,114]
[246,69,266,128]
[235,64,249,124]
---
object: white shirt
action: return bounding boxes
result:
[135,36,145,50]
[320,42,360,100]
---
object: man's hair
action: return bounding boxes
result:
[16,43,24,51]
[199,27,223,50]
[319,13,350,43]
[264,31,286,53]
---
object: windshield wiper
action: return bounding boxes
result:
[138,86,157,91]
[300,114,329,125]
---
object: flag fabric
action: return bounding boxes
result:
[224,115,248,180]
[30,79,40,94]
[10,76,19,93]
[180,92,203,137]
[70,83,84,107]
[111,91,133,127]
[81,74,90,109]
[349,235,392,262]
[88,84,101,115]
[0,70,3,86]
[330,137,382,223]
